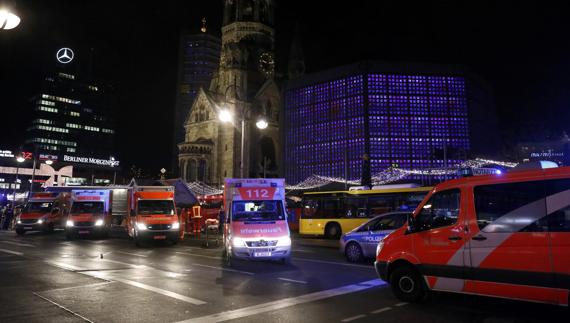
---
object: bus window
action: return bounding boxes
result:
[399,193,426,211]
[321,198,340,219]
[303,198,319,219]
[369,195,396,216]
[344,197,368,218]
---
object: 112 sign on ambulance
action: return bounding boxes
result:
[223,178,291,265]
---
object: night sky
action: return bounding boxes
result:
[1,1,569,175]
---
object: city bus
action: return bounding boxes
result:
[300,185,432,238]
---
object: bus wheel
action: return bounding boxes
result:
[345,242,363,263]
[15,228,25,236]
[324,223,341,239]
[389,265,426,303]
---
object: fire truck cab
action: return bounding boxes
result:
[15,192,68,235]
[127,186,181,246]
[223,178,291,265]
[65,190,110,239]
[375,165,570,306]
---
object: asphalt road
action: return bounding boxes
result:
[0,230,566,323]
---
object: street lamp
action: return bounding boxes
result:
[11,153,25,210]
[45,159,53,165]
[218,107,268,178]
[0,8,21,30]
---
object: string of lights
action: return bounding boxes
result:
[285,158,518,191]
[185,181,223,196]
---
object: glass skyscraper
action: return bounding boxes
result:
[284,62,496,185]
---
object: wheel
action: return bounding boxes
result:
[345,242,364,263]
[324,223,341,239]
[65,231,74,240]
[281,257,291,265]
[15,228,25,236]
[389,265,426,302]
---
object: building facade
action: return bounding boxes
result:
[178,0,281,185]
[284,61,498,185]
[516,134,570,166]
[173,22,221,174]
[23,47,119,186]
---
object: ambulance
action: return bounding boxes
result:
[223,178,291,265]
[15,192,68,235]
[127,186,182,246]
[65,190,111,239]
[375,165,570,306]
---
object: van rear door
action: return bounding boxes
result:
[468,180,555,304]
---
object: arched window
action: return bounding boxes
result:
[198,160,207,182]
[187,160,197,181]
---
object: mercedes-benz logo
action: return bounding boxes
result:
[56,48,74,64]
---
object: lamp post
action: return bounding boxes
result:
[218,107,268,178]
[11,154,25,210]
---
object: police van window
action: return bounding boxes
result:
[416,189,460,231]
[372,213,404,231]
[358,218,380,232]
[474,181,546,232]
[545,179,570,232]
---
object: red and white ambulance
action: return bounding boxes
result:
[375,165,570,306]
[65,189,110,239]
[223,178,291,265]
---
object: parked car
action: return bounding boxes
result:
[340,211,409,262]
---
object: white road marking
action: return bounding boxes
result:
[175,251,222,260]
[395,302,408,307]
[370,306,391,314]
[291,248,315,253]
[0,240,35,247]
[116,251,149,257]
[341,314,366,322]
[278,277,307,284]
[0,248,24,256]
[100,258,146,268]
[40,281,115,293]
[47,260,206,305]
[294,257,371,269]
[192,263,254,275]
[33,292,94,322]
[87,272,207,305]
[176,279,385,323]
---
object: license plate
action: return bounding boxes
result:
[153,235,166,240]
[78,230,90,234]
[24,226,33,230]
[254,252,271,257]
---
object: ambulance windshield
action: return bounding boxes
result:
[25,202,53,213]
[231,200,285,222]
[71,202,104,214]
[138,200,175,215]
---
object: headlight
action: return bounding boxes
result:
[376,239,385,257]
[66,220,74,227]
[276,236,292,247]
[37,219,43,224]
[232,237,244,247]
[171,222,180,230]
[136,222,147,231]
[95,219,104,226]
[17,220,21,224]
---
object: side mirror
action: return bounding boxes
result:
[406,213,416,234]
[130,209,136,217]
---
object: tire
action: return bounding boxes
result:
[345,242,364,263]
[281,257,291,265]
[324,223,341,239]
[65,231,74,240]
[15,228,25,236]
[389,265,426,303]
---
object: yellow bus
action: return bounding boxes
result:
[300,185,432,238]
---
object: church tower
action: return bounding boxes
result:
[178,0,281,185]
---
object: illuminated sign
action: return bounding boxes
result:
[530,152,564,158]
[0,150,14,158]
[39,154,58,161]
[63,155,120,167]
[56,48,74,64]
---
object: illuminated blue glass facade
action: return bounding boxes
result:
[284,64,475,185]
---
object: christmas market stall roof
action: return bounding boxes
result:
[156,178,199,208]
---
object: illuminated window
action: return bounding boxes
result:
[58,72,75,80]
[70,111,80,117]
[102,128,114,134]
[85,126,100,132]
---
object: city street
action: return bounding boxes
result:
[0,230,564,323]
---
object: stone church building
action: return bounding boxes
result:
[178,0,281,185]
